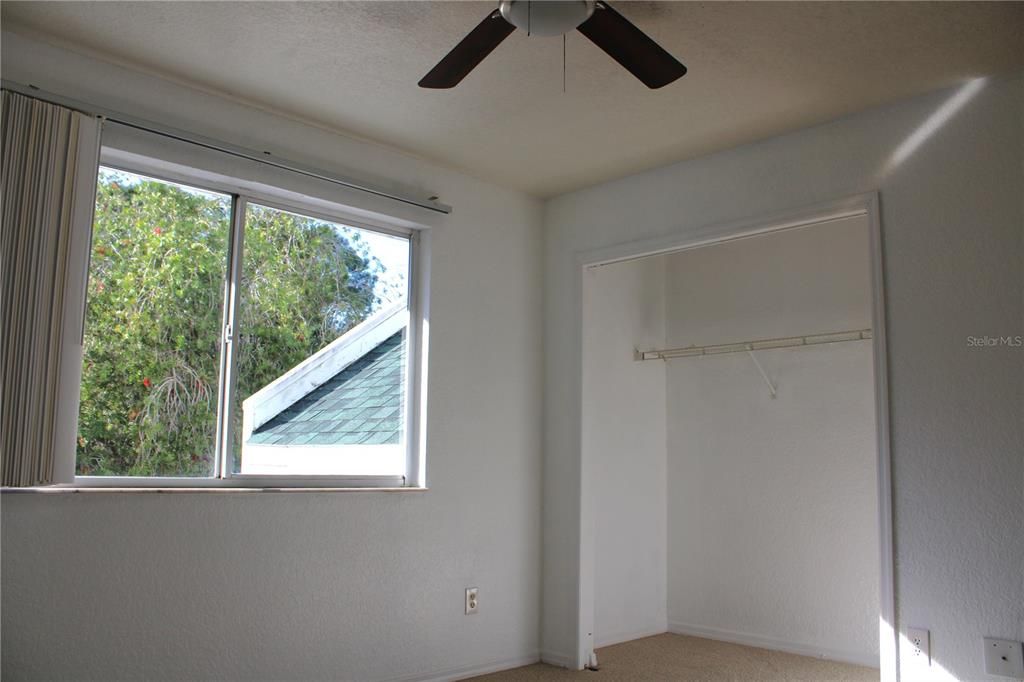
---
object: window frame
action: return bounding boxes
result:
[69,150,426,490]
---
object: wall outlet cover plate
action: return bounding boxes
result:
[984,638,1024,678]
[907,627,930,665]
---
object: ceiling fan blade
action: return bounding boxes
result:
[576,1,686,89]
[419,10,516,88]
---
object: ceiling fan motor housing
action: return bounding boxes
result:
[498,0,596,37]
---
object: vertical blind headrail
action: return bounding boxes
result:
[1,80,452,216]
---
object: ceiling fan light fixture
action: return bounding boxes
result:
[498,0,595,37]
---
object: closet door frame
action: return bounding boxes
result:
[572,192,896,681]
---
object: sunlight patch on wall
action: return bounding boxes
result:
[878,78,986,180]
[881,616,897,682]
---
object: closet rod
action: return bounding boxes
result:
[634,328,872,362]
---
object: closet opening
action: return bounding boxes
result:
[579,198,892,680]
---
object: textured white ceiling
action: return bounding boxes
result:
[3,1,1023,197]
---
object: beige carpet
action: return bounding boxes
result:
[471,633,879,681]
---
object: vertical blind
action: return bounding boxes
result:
[1,90,100,486]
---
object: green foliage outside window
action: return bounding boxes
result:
[77,170,380,476]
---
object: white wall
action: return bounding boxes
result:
[581,258,667,648]
[663,218,879,666]
[1,32,543,681]
[543,73,1023,680]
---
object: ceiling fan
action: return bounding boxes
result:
[419,0,686,89]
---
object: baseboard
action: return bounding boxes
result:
[539,649,576,669]
[667,622,879,669]
[385,653,540,682]
[595,625,668,649]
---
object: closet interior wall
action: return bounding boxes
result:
[582,256,668,648]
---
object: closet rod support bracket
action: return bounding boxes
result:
[747,349,777,399]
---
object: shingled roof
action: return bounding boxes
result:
[239,303,409,477]
[247,331,405,446]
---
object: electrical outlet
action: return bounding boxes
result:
[465,587,478,615]
[983,638,1024,678]
[907,627,930,665]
